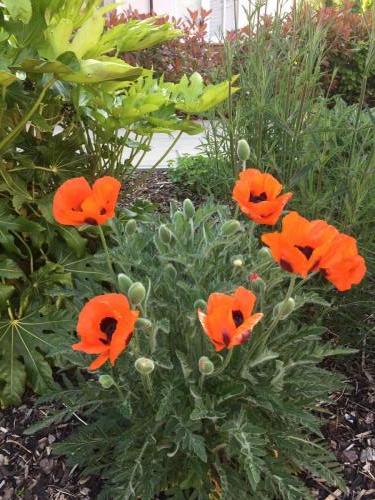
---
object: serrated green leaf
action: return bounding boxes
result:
[4,0,32,24]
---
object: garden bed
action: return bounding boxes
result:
[1,172,373,500]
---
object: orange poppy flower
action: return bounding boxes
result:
[53,176,121,226]
[198,287,263,351]
[73,294,139,370]
[261,211,338,278]
[319,233,366,291]
[232,168,292,225]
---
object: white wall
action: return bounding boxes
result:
[119,1,202,16]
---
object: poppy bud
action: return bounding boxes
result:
[98,374,115,389]
[136,318,153,330]
[258,247,272,260]
[118,273,133,294]
[273,297,295,320]
[194,299,207,310]
[221,220,241,236]
[233,258,244,267]
[164,263,177,280]
[198,356,214,375]
[135,357,155,375]
[237,139,251,162]
[159,224,173,244]
[173,211,185,225]
[250,275,266,294]
[183,199,195,219]
[125,219,137,236]
[128,282,146,305]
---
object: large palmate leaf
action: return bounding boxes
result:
[0,306,75,407]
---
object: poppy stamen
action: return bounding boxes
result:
[295,245,314,260]
[232,310,244,327]
[249,191,267,203]
[100,316,118,344]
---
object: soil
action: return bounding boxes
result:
[1,170,374,499]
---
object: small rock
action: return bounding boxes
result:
[48,434,56,445]
[39,457,54,474]
[0,453,9,465]
[343,449,358,463]
[365,413,374,425]
[360,447,375,462]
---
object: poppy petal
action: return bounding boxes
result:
[89,352,110,371]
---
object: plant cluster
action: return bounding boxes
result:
[108,7,224,83]
[0,0,233,407]
[27,152,366,498]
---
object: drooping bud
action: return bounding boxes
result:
[233,258,244,267]
[221,220,241,236]
[118,273,133,294]
[249,274,266,294]
[128,282,146,305]
[125,219,137,236]
[159,224,173,244]
[194,299,207,310]
[183,199,195,219]
[164,263,177,280]
[237,139,251,162]
[273,297,296,320]
[136,318,153,330]
[198,356,214,375]
[135,357,155,375]
[98,374,115,389]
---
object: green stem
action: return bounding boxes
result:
[98,225,115,280]
[210,348,234,377]
[0,79,54,153]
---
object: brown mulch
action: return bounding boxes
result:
[0,170,374,499]
[0,395,100,500]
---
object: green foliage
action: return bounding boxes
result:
[168,154,234,200]
[31,202,354,498]
[0,0,233,406]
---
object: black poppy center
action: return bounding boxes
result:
[249,191,267,203]
[222,331,231,346]
[100,208,107,215]
[85,217,98,226]
[100,316,118,344]
[295,245,313,259]
[232,309,244,327]
[280,259,293,272]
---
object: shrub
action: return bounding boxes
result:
[168,154,234,200]
[0,0,233,407]
[108,7,224,83]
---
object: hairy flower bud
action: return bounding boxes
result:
[249,273,266,293]
[183,199,195,219]
[198,356,214,375]
[98,374,115,389]
[164,263,177,280]
[125,219,137,236]
[136,318,153,330]
[135,357,155,375]
[128,282,146,305]
[258,247,272,260]
[273,297,296,320]
[237,139,251,162]
[221,220,241,236]
[117,273,133,294]
[159,224,173,244]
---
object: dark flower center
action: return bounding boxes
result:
[249,191,267,203]
[99,317,118,344]
[280,259,293,272]
[85,217,98,225]
[100,208,107,215]
[232,309,244,327]
[295,245,314,259]
[222,331,231,346]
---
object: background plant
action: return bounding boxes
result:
[28,201,356,499]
